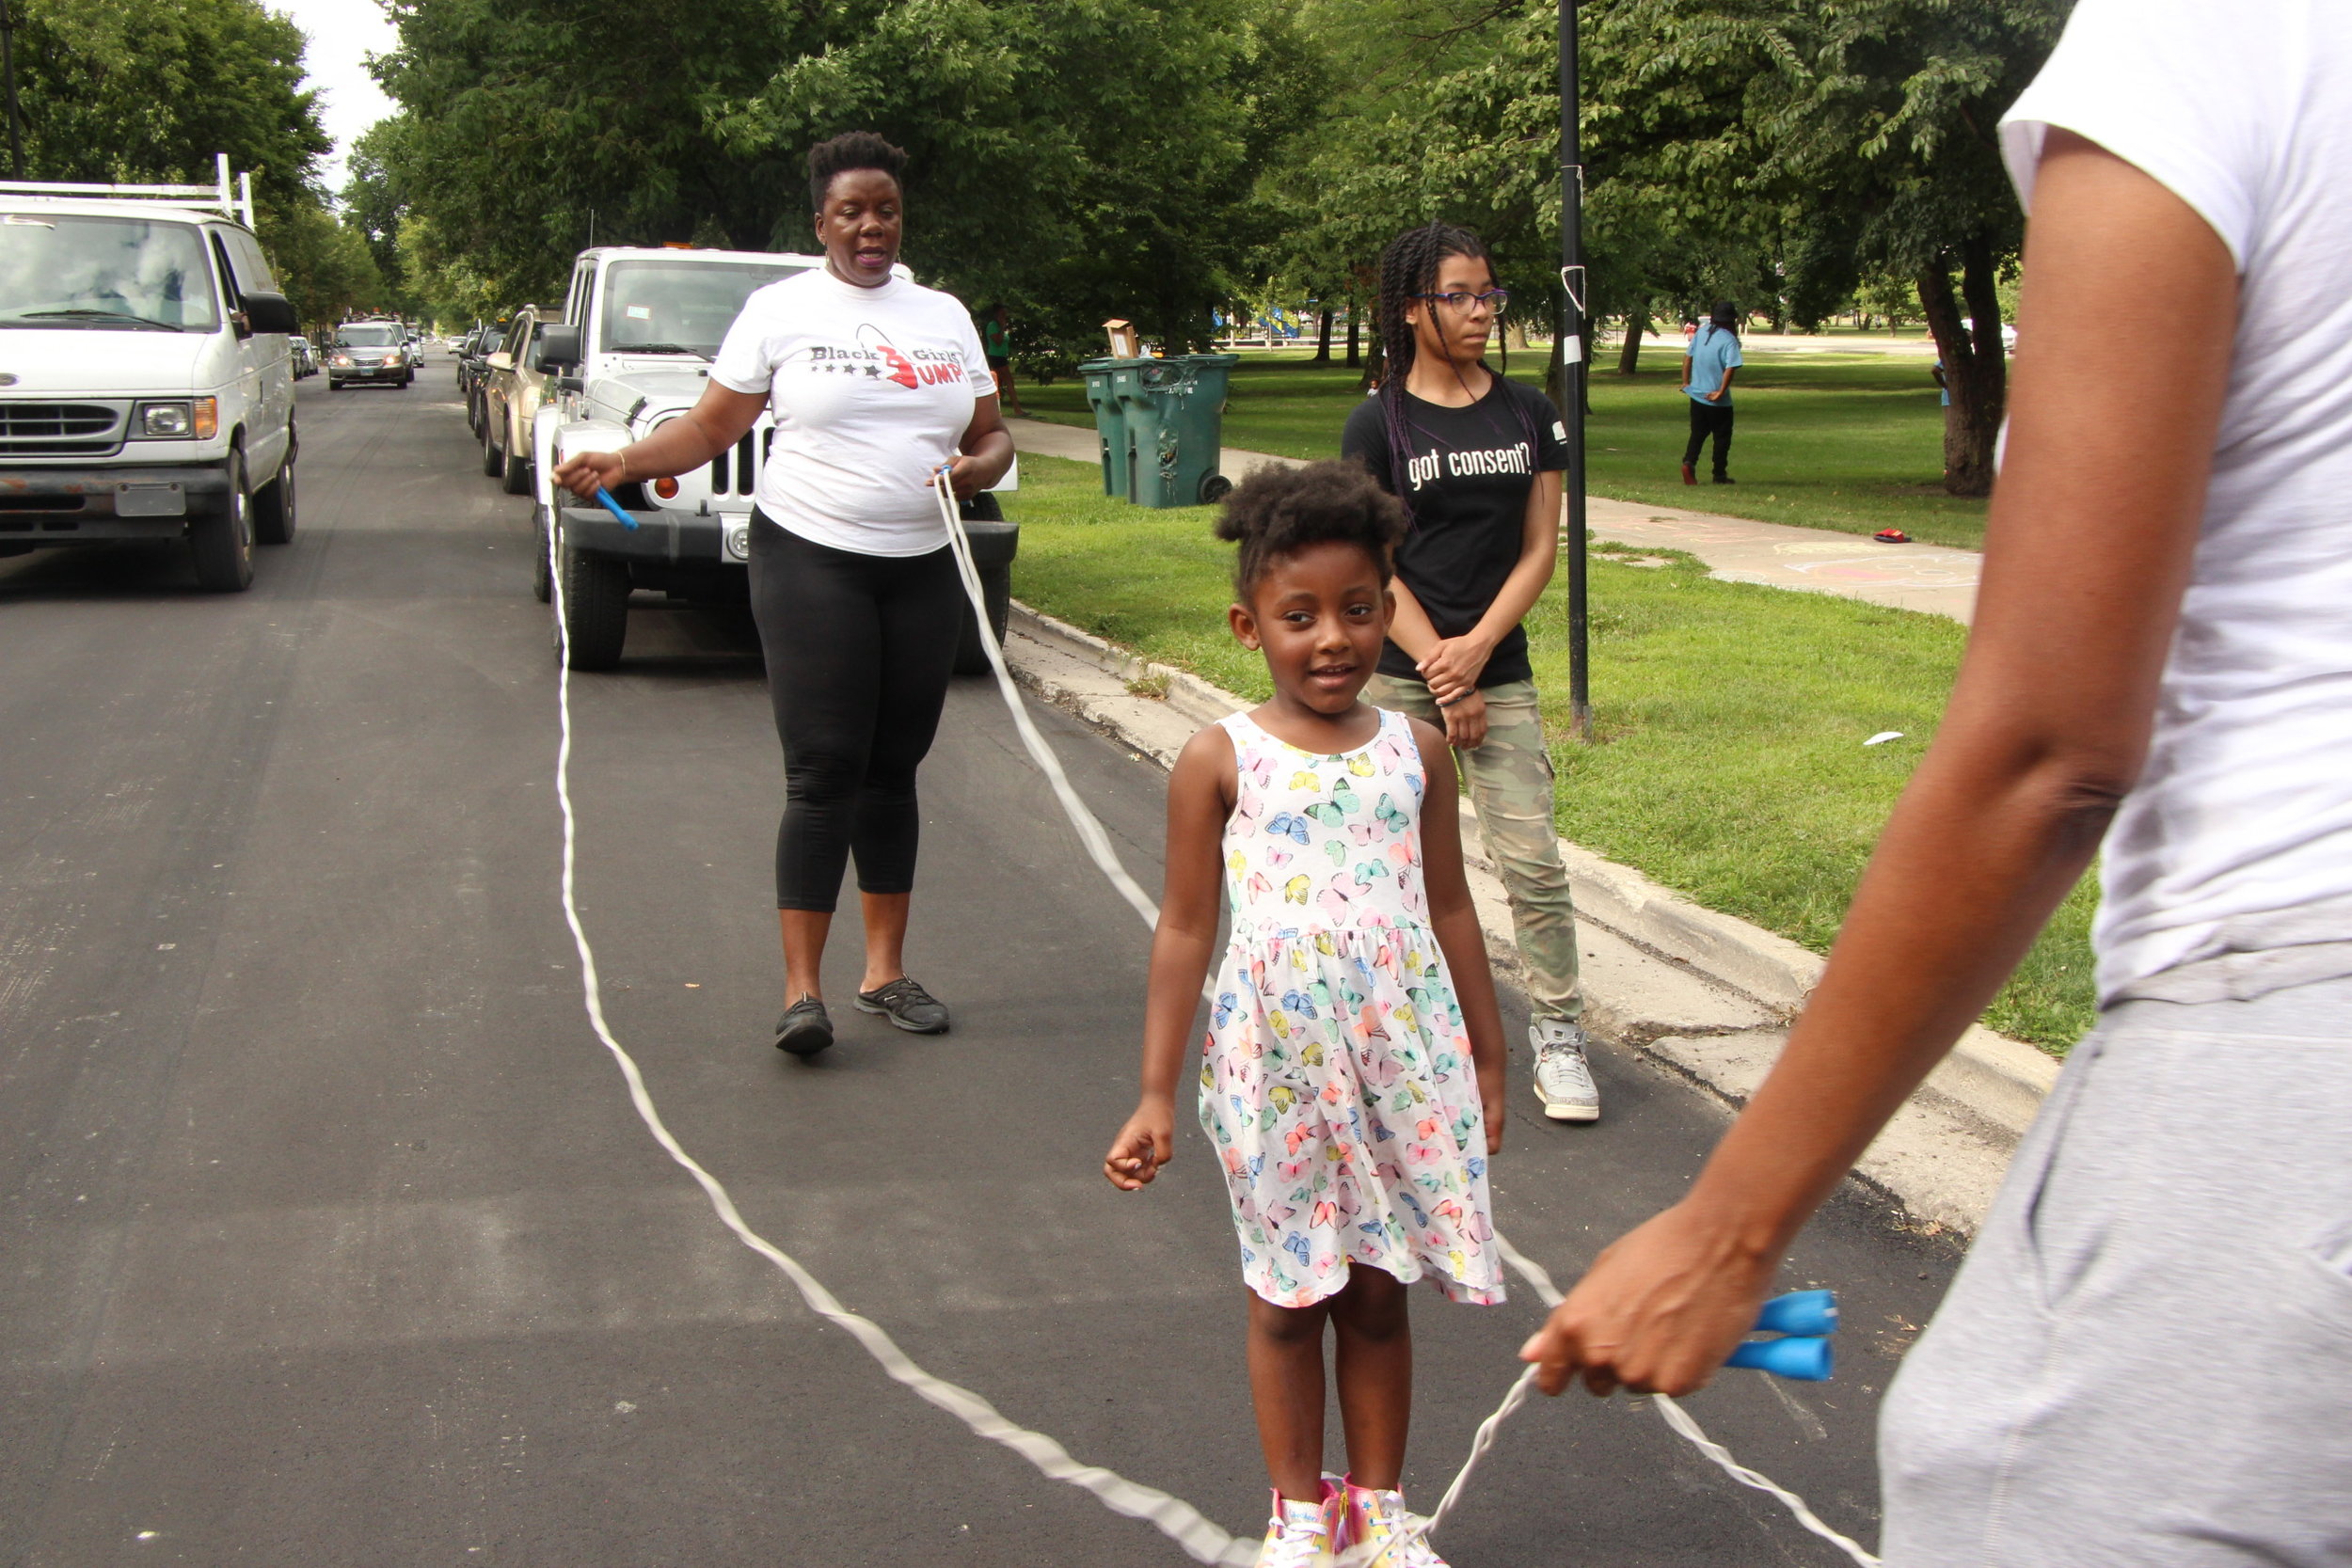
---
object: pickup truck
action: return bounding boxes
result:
[0,158,297,592]
[528,245,1018,672]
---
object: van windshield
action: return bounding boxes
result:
[0,214,217,331]
[599,259,813,356]
[337,324,404,347]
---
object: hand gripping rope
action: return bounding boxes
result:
[538,468,1878,1568]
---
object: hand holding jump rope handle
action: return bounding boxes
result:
[592,486,638,531]
[1723,1289,1839,1381]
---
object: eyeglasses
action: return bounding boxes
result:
[1415,289,1511,315]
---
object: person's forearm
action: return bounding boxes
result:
[1136,922,1217,1101]
[1677,719,2121,1257]
[961,427,1015,489]
[620,407,735,479]
[1385,577,1444,665]
[1430,896,1506,1076]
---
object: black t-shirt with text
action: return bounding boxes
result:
[1342,375,1570,689]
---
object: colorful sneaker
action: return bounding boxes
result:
[1531,1018,1600,1122]
[1254,1481,1343,1568]
[1342,1480,1448,1567]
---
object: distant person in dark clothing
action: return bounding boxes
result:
[983,304,1025,416]
[1680,300,1742,484]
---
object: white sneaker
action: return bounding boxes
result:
[1254,1484,1342,1567]
[1531,1019,1600,1122]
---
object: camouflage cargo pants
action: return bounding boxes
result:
[1364,675,1583,1022]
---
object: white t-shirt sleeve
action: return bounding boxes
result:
[709,296,776,396]
[1999,0,2284,269]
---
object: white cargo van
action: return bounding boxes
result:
[0,157,298,592]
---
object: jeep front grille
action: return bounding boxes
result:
[708,426,776,498]
[0,402,125,456]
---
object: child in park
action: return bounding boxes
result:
[1104,462,1509,1568]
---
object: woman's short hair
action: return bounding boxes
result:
[807,132,909,214]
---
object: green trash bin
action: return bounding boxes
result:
[1075,356,1143,499]
[1114,353,1240,509]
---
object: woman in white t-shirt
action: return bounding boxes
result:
[1519,2,2352,1561]
[555,132,1014,1058]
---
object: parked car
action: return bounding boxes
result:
[479,306,562,496]
[532,245,1017,672]
[289,335,317,378]
[0,155,297,592]
[456,322,503,429]
[326,320,414,388]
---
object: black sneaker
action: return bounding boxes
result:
[771,997,834,1056]
[854,975,951,1035]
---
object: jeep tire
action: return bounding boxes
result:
[190,449,255,593]
[556,534,629,670]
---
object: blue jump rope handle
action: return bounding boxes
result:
[1726,1336,1835,1381]
[593,485,638,531]
[1723,1290,1840,1382]
[1753,1288,1838,1337]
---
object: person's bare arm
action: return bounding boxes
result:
[1705,365,1737,404]
[1678,356,1693,394]
[1523,130,2238,1397]
[551,381,767,499]
[1412,717,1506,1153]
[1105,725,1233,1189]
[949,392,1016,497]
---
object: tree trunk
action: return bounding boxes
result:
[1345,308,1361,368]
[1312,308,1335,364]
[1359,333,1385,391]
[1916,239,2008,499]
[1616,309,1648,375]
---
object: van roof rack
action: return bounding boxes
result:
[0,153,254,228]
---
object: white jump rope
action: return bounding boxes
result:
[542,468,1879,1567]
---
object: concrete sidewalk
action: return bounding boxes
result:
[1009,414,1983,624]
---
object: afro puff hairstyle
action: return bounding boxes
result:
[1214,459,1408,600]
[807,131,909,214]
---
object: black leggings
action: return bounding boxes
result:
[1682,399,1734,476]
[748,515,962,911]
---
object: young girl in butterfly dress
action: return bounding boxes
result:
[1105,461,1509,1568]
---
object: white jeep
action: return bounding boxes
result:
[530,245,1017,671]
[0,158,297,592]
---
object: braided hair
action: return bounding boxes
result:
[1372,221,1535,519]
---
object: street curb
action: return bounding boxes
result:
[1004,600,2055,1146]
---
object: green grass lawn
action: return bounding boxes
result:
[1009,451,2090,1050]
[1021,346,1993,549]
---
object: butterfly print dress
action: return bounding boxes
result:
[1200,707,1502,1309]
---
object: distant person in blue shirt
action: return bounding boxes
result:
[1680,300,1743,484]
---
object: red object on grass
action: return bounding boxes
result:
[1873,528,1912,544]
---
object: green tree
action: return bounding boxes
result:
[1741,0,2066,495]
[8,0,379,337]
[361,0,1312,362]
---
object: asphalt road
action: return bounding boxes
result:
[0,368,1960,1567]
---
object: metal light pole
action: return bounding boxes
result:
[1558,0,1591,739]
[0,0,24,180]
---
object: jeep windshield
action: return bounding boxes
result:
[600,259,813,357]
[0,214,216,331]
[336,325,404,348]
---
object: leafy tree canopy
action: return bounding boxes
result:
[360,0,1319,362]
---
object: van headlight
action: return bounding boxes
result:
[134,398,216,439]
